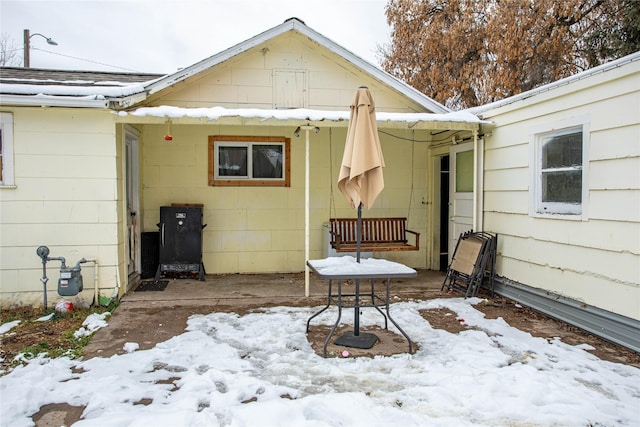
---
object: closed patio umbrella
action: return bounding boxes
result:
[338,87,385,213]
[335,86,385,349]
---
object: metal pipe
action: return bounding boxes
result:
[83,259,100,306]
[472,129,479,231]
[40,259,49,309]
[35,245,64,309]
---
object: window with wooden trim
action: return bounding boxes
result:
[0,113,15,187]
[530,117,589,218]
[208,136,290,187]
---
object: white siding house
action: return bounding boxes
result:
[1,17,637,351]
[472,52,640,350]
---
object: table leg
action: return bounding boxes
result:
[323,280,344,357]
[306,279,333,332]
[354,278,360,336]
[384,278,413,354]
[370,279,388,328]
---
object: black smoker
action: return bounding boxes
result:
[155,205,206,281]
[36,246,87,308]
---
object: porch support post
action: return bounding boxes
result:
[305,127,310,297]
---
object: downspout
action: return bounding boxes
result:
[472,129,479,231]
[477,132,485,232]
[472,128,484,231]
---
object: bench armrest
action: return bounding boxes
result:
[406,229,420,249]
[329,230,343,249]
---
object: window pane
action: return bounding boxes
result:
[253,145,283,179]
[218,146,247,177]
[455,150,473,192]
[542,132,582,168]
[542,170,582,203]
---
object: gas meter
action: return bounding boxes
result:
[36,246,87,306]
[58,260,85,296]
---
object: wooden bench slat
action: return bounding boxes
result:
[329,217,419,252]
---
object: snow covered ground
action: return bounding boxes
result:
[1,298,639,426]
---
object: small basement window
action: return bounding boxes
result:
[208,135,290,187]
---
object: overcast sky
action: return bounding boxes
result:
[1,0,391,74]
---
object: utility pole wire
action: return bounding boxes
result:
[31,47,142,72]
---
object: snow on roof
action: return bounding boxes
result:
[0,67,162,102]
[1,82,147,98]
[123,105,485,125]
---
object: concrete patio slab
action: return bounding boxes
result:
[83,270,446,359]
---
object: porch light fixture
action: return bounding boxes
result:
[293,125,319,137]
[23,29,58,68]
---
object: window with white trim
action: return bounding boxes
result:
[0,113,15,187]
[531,117,589,217]
[208,135,290,187]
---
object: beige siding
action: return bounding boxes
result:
[0,108,122,307]
[480,60,640,320]
[140,124,430,275]
[137,30,437,276]
[148,33,426,113]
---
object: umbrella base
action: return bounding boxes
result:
[334,331,378,349]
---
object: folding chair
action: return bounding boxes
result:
[441,230,497,298]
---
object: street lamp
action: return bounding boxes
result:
[23,29,58,68]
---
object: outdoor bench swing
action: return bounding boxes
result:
[325,117,419,254]
[329,217,420,252]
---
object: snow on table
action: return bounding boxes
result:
[307,256,416,278]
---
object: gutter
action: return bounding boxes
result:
[0,94,109,108]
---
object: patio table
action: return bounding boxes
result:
[306,257,417,357]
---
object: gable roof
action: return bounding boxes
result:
[139,17,449,114]
[468,50,640,116]
[0,17,457,120]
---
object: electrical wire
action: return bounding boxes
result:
[378,128,466,144]
[31,47,141,72]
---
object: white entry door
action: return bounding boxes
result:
[449,142,474,261]
[125,127,140,281]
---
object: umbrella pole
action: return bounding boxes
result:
[355,202,362,335]
[356,203,362,263]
